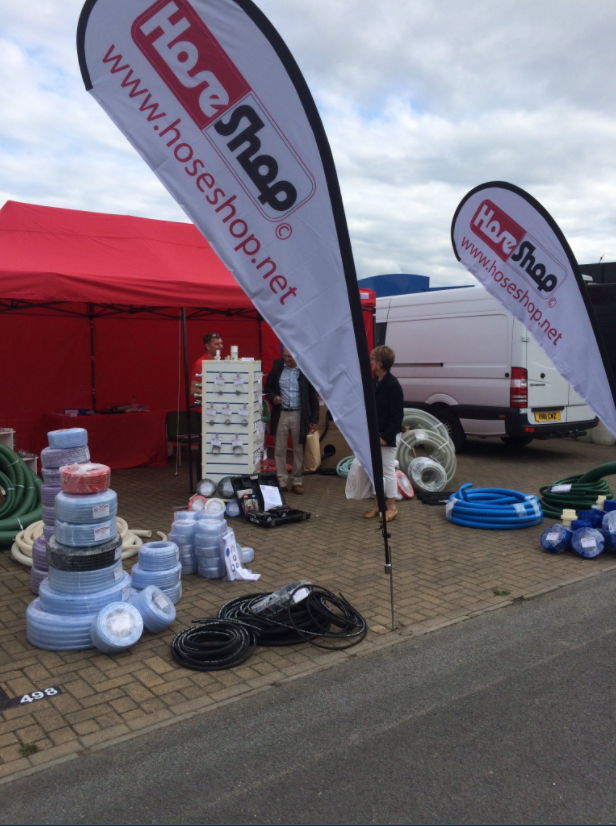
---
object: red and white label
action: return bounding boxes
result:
[471,200,526,262]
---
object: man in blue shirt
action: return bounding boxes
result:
[265,348,319,494]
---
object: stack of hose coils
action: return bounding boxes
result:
[194,516,227,578]
[408,457,448,493]
[540,524,572,554]
[0,444,43,548]
[133,585,176,633]
[173,585,367,670]
[446,484,543,529]
[539,462,616,519]
[91,602,143,653]
[168,513,197,574]
[131,540,182,604]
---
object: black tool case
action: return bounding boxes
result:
[230,471,311,528]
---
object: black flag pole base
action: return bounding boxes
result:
[381,519,396,632]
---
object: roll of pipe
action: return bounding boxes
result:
[130,561,182,590]
[0,444,43,548]
[133,586,176,633]
[197,561,226,579]
[41,468,62,486]
[446,484,543,530]
[54,517,118,547]
[41,485,62,508]
[26,599,97,651]
[240,546,254,565]
[170,521,196,541]
[408,457,448,493]
[91,602,143,654]
[47,560,124,595]
[47,428,88,449]
[571,527,605,559]
[38,571,131,615]
[397,429,457,482]
[40,445,90,469]
[54,490,118,524]
[60,463,111,494]
[32,537,48,569]
[30,567,48,595]
[46,534,123,572]
[138,541,180,572]
[540,524,571,553]
[161,580,182,604]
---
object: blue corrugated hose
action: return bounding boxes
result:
[446,483,543,529]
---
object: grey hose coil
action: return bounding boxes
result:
[131,561,182,590]
[396,429,457,482]
[47,560,124,594]
[26,599,97,651]
[139,541,180,571]
[47,428,88,449]
[91,603,143,653]
[54,490,118,523]
[408,457,448,493]
[402,409,450,443]
[46,534,123,571]
[134,585,176,633]
[38,571,131,615]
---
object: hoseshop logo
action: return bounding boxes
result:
[133,0,315,220]
[470,199,566,296]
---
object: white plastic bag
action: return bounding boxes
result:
[345,458,374,500]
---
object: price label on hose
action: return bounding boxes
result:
[551,484,572,493]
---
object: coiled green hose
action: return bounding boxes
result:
[336,456,355,478]
[539,461,616,519]
[0,444,43,547]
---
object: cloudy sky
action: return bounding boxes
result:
[1,0,615,286]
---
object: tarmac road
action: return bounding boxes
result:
[2,571,616,825]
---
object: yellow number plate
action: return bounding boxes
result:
[535,411,561,422]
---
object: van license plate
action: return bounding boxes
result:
[535,411,561,422]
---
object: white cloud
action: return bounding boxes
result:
[1,0,615,285]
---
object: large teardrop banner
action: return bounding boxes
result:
[452,181,616,437]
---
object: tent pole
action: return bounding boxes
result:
[89,303,96,411]
[181,308,194,494]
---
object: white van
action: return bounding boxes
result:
[375,285,597,450]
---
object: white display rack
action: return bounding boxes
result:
[198,360,263,482]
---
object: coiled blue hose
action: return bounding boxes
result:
[91,602,143,654]
[43,524,54,541]
[446,484,543,529]
[170,521,196,541]
[47,560,123,594]
[54,516,118,547]
[139,541,180,571]
[40,445,90,468]
[42,505,56,526]
[30,567,48,595]
[32,537,47,568]
[197,559,226,579]
[180,558,198,575]
[130,561,182,590]
[54,490,118,524]
[336,456,354,478]
[38,571,131,615]
[134,585,176,633]
[161,580,182,604]
[47,428,88,449]
[26,599,96,651]
[195,543,223,559]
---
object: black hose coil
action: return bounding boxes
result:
[171,619,256,671]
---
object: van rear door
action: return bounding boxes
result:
[525,335,593,425]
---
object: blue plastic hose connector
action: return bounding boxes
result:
[138,541,180,571]
[133,585,176,633]
[130,561,182,590]
[47,428,88,449]
[446,484,543,530]
[91,602,143,654]
[54,490,117,524]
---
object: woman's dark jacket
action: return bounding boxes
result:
[374,370,404,446]
[265,359,320,444]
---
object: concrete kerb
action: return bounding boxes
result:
[4,563,616,787]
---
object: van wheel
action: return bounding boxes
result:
[434,409,466,452]
[500,436,534,448]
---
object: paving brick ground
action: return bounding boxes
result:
[1,435,616,781]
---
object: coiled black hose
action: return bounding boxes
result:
[171,619,256,671]
[218,592,330,646]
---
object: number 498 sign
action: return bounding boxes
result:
[0,685,62,711]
